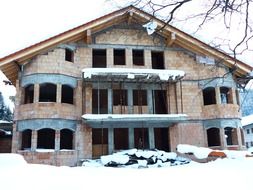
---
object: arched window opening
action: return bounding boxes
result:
[24,84,34,104]
[65,48,74,62]
[21,129,32,150]
[207,128,220,147]
[39,83,56,102]
[60,129,73,150]
[203,87,216,105]
[61,85,74,104]
[37,128,55,149]
[220,87,233,104]
[225,127,238,146]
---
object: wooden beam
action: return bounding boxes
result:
[167,32,176,46]
[84,29,92,44]
[128,11,134,24]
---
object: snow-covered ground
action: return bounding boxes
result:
[1,150,253,190]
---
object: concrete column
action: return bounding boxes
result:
[106,48,113,67]
[84,84,92,114]
[128,89,133,114]
[147,89,153,114]
[215,87,221,104]
[75,80,83,116]
[55,130,60,151]
[236,127,243,149]
[128,128,135,149]
[34,83,40,103]
[56,84,62,103]
[31,130,37,151]
[148,127,155,149]
[125,48,132,68]
[108,128,114,154]
[144,50,152,68]
[108,88,113,114]
[231,88,237,105]
[219,128,226,149]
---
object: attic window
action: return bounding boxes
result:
[65,48,74,62]
[151,51,164,69]
[133,50,144,66]
[114,49,125,65]
[93,49,106,68]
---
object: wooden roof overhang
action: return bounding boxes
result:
[0,6,252,86]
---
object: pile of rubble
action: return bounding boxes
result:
[82,149,190,168]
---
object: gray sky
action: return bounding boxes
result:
[0,0,252,107]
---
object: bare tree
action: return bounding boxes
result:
[108,0,253,64]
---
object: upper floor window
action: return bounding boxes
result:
[133,90,147,106]
[203,87,216,105]
[114,49,125,65]
[133,50,144,66]
[92,89,108,114]
[21,129,32,150]
[39,83,57,102]
[92,49,106,68]
[24,84,34,104]
[113,89,128,106]
[65,48,74,62]
[151,51,164,69]
[220,87,233,104]
[247,129,250,134]
[61,85,74,104]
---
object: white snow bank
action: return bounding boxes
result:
[82,68,185,81]
[177,144,213,159]
[223,150,250,159]
[248,147,253,153]
[0,120,11,123]
[82,114,187,120]
[241,114,253,126]
[0,154,27,168]
[101,154,129,165]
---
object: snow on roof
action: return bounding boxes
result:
[82,114,187,120]
[82,68,185,81]
[241,114,253,127]
[0,120,11,124]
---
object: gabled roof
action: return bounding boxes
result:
[0,5,252,85]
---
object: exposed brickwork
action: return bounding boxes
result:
[12,26,244,166]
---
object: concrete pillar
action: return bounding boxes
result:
[231,88,237,105]
[128,128,135,149]
[31,130,37,151]
[128,89,133,114]
[147,89,153,114]
[106,48,113,67]
[219,128,226,149]
[215,87,221,104]
[144,50,152,69]
[75,80,83,116]
[236,127,243,149]
[125,48,132,68]
[148,127,155,149]
[108,128,114,154]
[108,88,113,114]
[55,130,60,151]
[34,83,40,103]
[56,84,62,103]
[84,84,92,114]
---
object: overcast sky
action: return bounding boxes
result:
[0,0,252,107]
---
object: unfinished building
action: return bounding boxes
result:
[0,6,252,166]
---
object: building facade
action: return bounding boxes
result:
[242,114,253,148]
[0,6,252,166]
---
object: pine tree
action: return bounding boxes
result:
[0,92,13,122]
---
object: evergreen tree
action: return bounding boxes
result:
[0,92,13,122]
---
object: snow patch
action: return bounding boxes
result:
[0,154,27,168]
[82,68,185,81]
[177,144,212,159]
[241,114,253,126]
